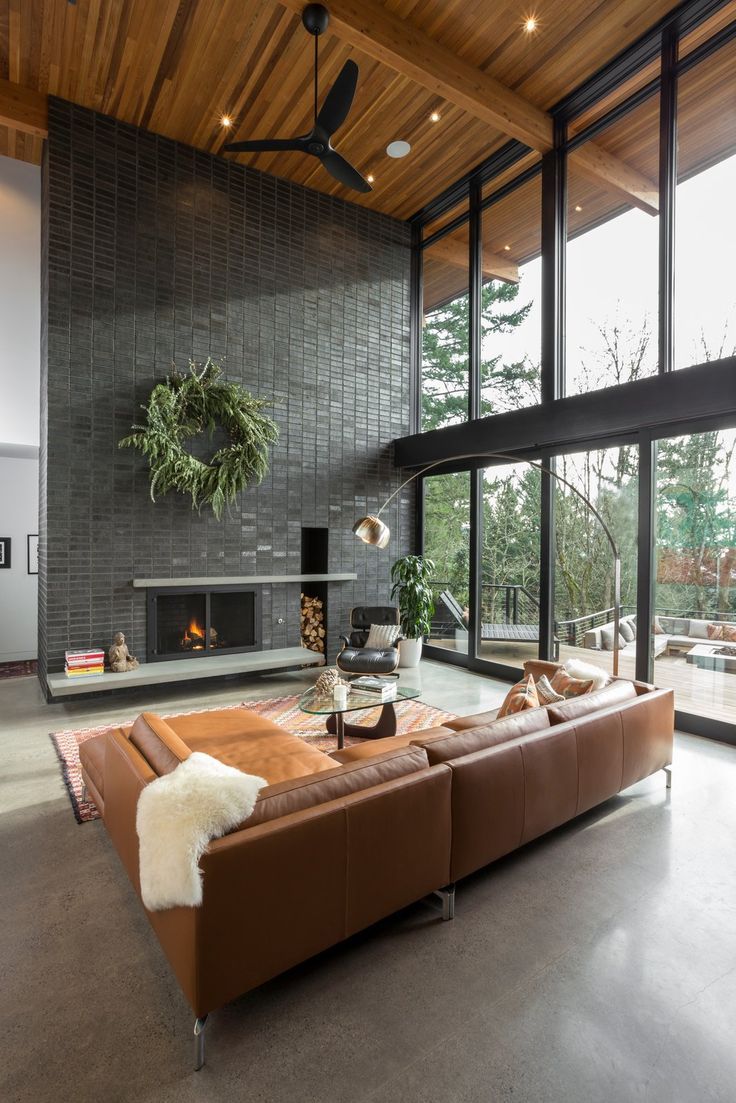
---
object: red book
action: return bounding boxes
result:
[66,657,106,669]
[65,649,105,663]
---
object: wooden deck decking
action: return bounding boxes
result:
[428,636,736,727]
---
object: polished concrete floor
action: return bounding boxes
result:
[1,660,735,1102]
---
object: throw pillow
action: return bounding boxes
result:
[536,674,565,705]
[550,668,595,699]
[365,623,400,648]
[599,626,625,651]
[722,624,736,642]
[707,623,724,641]
[562,657,610,691]
[652,616,666,634]
[619,620,635,643]
[497,673,540,718]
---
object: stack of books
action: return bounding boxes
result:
[65,648,105,678]
[351,676,398,701]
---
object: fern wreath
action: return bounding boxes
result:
[119,359,279,520]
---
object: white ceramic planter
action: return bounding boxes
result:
[398,637,423,668]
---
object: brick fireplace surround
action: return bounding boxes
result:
[39,98,412,696]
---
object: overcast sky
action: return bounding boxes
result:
[490,153,736,390]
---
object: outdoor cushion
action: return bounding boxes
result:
[619,620,635,642]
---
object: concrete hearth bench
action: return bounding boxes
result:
[45,646,324,699]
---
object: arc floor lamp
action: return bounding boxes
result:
[353,451,622,677]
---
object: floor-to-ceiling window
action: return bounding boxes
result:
[651,428,736,726]
[411,3,736,741]
[422,471,471,653]
[553,446,639,677]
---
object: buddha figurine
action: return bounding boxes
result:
[109,631,140,673]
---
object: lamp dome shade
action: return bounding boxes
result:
[353,515,390,548]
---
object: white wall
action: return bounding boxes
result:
[0,155,41,448]
[0,454,39,660]
[0,154,41,660]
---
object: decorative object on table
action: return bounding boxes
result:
[350,675,398,701]
[332,683,348,707]
[335,605,403,676]
[0,536,10,568]
[314,667,349,695]
[27,533,39,575]
[65,649,105,678]
[119,358,278,520]
[390,554,435,669]
[353,449,623,675]
[51,696,455,823]
[108,631,140,673]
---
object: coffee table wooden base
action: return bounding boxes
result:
[325,701,397,749]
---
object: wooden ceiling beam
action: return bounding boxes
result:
[428,236,519,284]
[0,79,48,139]
[278,0,658,215]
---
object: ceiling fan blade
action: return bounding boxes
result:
[224,138,304,153]
[320,149,372,193]
[316,60,359,137]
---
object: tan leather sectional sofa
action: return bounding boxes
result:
[80,660,674,1068]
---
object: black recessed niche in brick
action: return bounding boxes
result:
[38,98,413,692]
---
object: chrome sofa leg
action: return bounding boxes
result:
[663,765,672,789]
[194,1015,208,1071]
[434,884,456,921]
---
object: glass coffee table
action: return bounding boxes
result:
[299,683,421,750]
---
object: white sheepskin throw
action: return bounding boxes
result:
[563,657,610,692]
[136,752,266,911]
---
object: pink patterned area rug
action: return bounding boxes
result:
[50,695,454,824]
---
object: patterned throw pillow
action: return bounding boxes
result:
[497,673,540,718]
[707,623,724,641]
[549,668,595,699]
[653,617,665,635]
[536,674,565,705]
[365,623,400,648]
[709,622,736,642]
[723,624,736,643]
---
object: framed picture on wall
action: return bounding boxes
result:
[0,537,10,568]
[28,534,39,575]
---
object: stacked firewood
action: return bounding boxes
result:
[300,593,325,653]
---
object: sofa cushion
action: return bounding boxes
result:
[160,708,335,784]
[497,673,539,717]
[247,745,430,827]
[330,726,456,763]
[688,619,711,639]
[423,708,551,766]
[128,713,191,776]
[619,620,635,642]
[546,679,636,724]
[550,668,595,698]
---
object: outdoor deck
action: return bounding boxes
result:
[428,636,736,727]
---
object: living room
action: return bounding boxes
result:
[1,1,735,1100]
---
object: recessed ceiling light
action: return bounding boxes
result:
[575,204,582,212]
[430,111,441,123]
[386,140,411,158]
[523,15,539,33]
[366,174,375,184]
[221,115,233,129]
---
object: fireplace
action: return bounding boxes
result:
[147,585,262,662]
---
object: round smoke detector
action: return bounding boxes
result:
[386,140,411,158]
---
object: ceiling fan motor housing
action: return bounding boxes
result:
[302,3,330,36]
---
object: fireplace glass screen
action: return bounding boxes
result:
[150,588,259,660]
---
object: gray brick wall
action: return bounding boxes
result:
[39,99,413,686]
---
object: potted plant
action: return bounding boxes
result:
[390,554,436,668]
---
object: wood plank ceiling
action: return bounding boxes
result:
[0,0,700,222]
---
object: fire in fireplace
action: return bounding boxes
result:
[147,586,261,662]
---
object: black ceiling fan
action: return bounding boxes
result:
[224,3,371,193]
